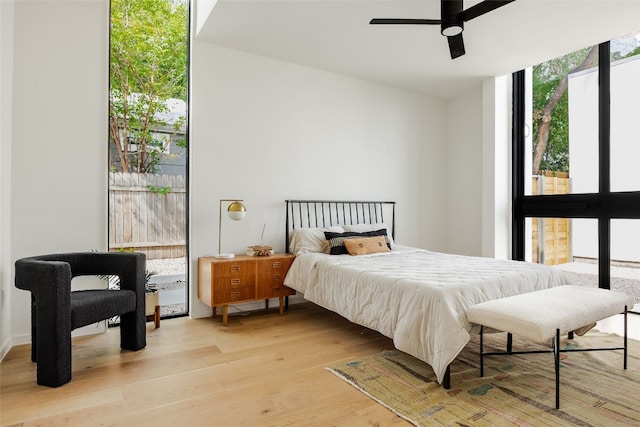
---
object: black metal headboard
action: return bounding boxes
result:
[285,200,396,254]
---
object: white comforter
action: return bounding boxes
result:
[283,246,567,383]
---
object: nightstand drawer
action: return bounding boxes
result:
[257,266,295,298]
[258,257,293,276]
[267,271,285,286]
[213,261,254,277]
[214,275,254,290]
[212,286,255,305]
[212,262,255,286]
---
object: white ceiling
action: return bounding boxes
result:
[196,0,640,99]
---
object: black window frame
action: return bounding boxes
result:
[512,41,640,291]
[107,0,192,318]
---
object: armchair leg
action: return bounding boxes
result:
[119,310,146,351]
[31,296,37,362]
[35,312,72,387]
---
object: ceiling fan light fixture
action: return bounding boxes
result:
[441,24,463,37]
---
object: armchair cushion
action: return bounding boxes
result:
[70,289,136,330]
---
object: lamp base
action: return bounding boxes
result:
[215,253,235,259]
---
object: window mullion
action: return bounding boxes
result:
[598,42,611,289]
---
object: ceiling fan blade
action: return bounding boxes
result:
[369,18,441,25]
[462,0,515,21]
[447,33,466,59]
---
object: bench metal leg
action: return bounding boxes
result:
[507,332,513,354]
[480,325,484,377]
[554,328,560,409]
[624,306,628,370]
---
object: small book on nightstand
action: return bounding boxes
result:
[246,245,273,256]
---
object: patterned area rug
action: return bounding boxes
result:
[328,330,640,426]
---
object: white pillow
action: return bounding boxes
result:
[342,223,395,247]
[289,226,345,255]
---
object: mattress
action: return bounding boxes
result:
[283,245,567,383]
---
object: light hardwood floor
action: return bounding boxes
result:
[1,303,411,426]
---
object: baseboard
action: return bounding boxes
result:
[10,333,30,346]
[1,333,31,362]
[288,293,305,305]
[190,293,306,320]
[0,336,12,362]
[190,306,213,319]
[218,294,306,315]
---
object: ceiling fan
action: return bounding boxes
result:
[370,0,516,59]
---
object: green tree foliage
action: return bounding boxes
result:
[532,75,569,172]
[533,36,640,175]
[109,0,187,173]
[532,47,596,174]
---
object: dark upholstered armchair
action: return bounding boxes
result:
[15,252,147,387]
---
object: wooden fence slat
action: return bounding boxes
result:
[108,172,186,260]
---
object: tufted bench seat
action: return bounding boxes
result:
[467,285,634,409]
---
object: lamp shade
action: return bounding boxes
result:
[227,201,247,221]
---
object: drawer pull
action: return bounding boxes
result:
[230,291,240,300]
[272,262,281,269]
[230,278,241,287]
[230,265,240,272]
[272,274,281,281]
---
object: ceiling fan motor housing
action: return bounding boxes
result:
[441,0,464,36]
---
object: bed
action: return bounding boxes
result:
[283,200,567,385]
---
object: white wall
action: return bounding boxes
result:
[0,0,15,360]
[9,0,109,344]
[443,77,512,259]
[445,86,483,256]
[189,43,447,317]
[195,0,217,36]
[569,56,640,262]
[482,76,512,260]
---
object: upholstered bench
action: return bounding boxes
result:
[466,285,634,409]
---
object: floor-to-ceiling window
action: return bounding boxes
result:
[108,0,190,319]
[513,31,640,306]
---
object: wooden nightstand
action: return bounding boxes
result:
[198,253,296,325]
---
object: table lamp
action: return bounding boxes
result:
[217,199,247,259]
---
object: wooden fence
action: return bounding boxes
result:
[531,171,570,265]
[109,172,186,260]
